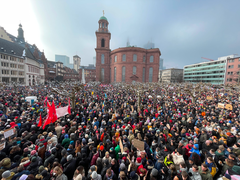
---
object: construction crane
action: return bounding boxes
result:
[201,57,214,61]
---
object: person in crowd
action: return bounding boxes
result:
[0,82,239,180]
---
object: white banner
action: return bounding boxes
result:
[56,106,69,118]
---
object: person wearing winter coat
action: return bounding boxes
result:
[103,152,112,164]
[62,134,71,149]
[91,148,99,166]
[198,163,213,180]
[103,168,117,180]
[51,166,68,180]
[189,165,202,180]
[172,150,185,170]
[154,155,164,171]
[26,157,39,175]
[63,155,76,180]
[91,171,102,180]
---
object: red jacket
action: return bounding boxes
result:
[90,152,99,166]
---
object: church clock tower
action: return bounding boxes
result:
[95,11,111,83]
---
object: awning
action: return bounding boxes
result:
[49,71,55,73]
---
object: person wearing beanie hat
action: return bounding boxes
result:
[151,168,159,177]
[30,150,37,156]
[39,165,45,174]
[129,171,139,180]
[135,157,144,175]
[62,134,71,149]
[120,163,126,171]
[63,154,76,180]
[91,171,101,180]
[2,170,15,180]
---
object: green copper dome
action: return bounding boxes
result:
[99,16,108,21]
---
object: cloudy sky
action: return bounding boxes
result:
[1,0,240,68]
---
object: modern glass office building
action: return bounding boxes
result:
[184,59,226,84]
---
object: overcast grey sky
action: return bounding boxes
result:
[1,0,240,68]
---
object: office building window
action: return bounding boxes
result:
[122,54,126,61]
[101,54,104,64]
[150,55,154,62]
[133,66,136,75]
[149,67,153,82]
[122,66,125,82]
[228,65,234,69]
[133,54,137,62]
[238,64,240,68]
[114,55,117,62]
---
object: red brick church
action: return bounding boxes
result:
[95,14,161,84]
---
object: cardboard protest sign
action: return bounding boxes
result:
[119,138,124,153]
[4,128,14,138]
[207,96,213,100]
[0,142,5,151]
[218,103,224,109]
[132,139,144,151]
[225,104,233,110]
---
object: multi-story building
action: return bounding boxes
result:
[0,38,25,83]
[183,55,238,85]
[95,14,161,83]
[0,25,45,85]
[159,68,183,83]
[224,56,240,84]
[63,66,79,81]
[73,55,81,71]
[55,55,73,69]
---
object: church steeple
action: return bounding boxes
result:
[98,10,109,33]
[17,24,25,42]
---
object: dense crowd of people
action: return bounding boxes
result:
[0,83,240,180]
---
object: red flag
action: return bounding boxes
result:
[44,97,48,107]
[68,98,71,114]
[43,101,53,129]
[38,113,42,127]
[51,101,58,123]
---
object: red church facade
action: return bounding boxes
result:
[95,15,161,84]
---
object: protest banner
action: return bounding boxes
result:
[207,96,213,100]
[0,142,5,151]
[132,139,144,151]
[56,106,69,118]
[119,138,124,153]
[225,104,233,110]
[4,128,14,138]
[218,103,224,109]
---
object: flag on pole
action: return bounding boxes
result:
[51,101,58,123]
[68,98,71,114]
[38,113,42,127]
[43,101,53,129]
[44,97,48,107]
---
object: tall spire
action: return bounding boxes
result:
[17,24,25,42]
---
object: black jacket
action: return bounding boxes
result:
[63,159,76,180]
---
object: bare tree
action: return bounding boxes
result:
[51,82,84,110]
